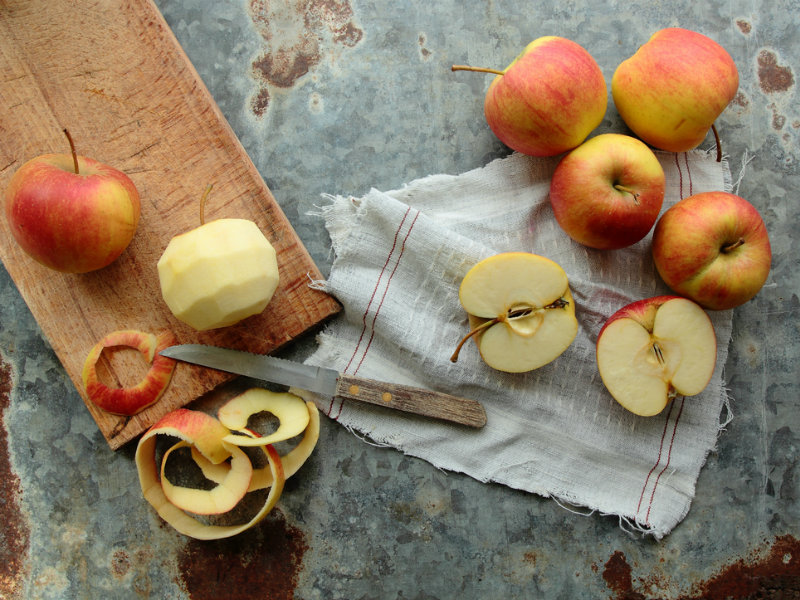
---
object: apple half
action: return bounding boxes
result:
[452,252,578,373]
[82,329,178,416]
[596,296,717,416]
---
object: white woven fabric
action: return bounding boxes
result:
[300,149,733,539]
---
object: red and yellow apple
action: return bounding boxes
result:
[452,36,607,157]
[452,252,578,373]
[612,28,739,153]
[82,329,177,416]
[652,192,771,310]
[4,131,140,273]
[596,296,717,416]
[549,133,665,249]
[157,217,280,331]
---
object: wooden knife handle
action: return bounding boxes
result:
[334,374,487,428]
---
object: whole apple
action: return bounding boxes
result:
[652,192,771,310]
[4,140,140,273]
[453,36,607,157]
[549,133,665,249]
[612,28,739,153]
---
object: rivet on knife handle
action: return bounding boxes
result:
[334,374,486,428]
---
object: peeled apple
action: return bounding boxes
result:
[157,218,280,331]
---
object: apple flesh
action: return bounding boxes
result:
[652,192,771,310]
[453,36,607,157]
[4,150,140,273]
[596,296,717,416]
[612,28,739,153]
[157,218,280,331]
[549,133,665,249]
[453,252,578,373]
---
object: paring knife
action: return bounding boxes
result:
[159,344,486,428]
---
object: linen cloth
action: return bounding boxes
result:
[300,149,733,539]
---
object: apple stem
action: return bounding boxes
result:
[451,65,505,76]
[721,238,745,253]
[63,128,79,174]
[711,123,722,163]
[450,318,499,363]
[199,183,214,225]
[613,184,640,205]
[451,299,570,363]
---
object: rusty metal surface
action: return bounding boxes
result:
[1,0,798,598]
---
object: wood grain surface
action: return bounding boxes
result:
[0,0,341,449]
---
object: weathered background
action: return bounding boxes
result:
[1,0,798,598]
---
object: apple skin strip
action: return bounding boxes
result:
[218,388,310,447]
[136,422,285,540]
[160,441,253,515]
[82,329,177,416]
[191,400,320,491]
[134,388,322,539]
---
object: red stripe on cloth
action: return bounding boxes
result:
[635,153,694,526]
[644,396,686,525]
[352,210,421,377]
[674,153,684,199]
[636,399,675,519]
[683,152,693,197]
[329,207,420,420]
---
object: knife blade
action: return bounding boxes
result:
[160,344,486,428]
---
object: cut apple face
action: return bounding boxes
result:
[596,296,717,416]
[452,252,578,373]
[82,329,178,416]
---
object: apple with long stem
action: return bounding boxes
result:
[4,129,141,273]
[452,36,607,157]
[451,252,578,373]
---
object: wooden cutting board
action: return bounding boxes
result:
[0,0,341,449]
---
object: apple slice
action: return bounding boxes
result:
[82,329,178,416]
[596,296,717,416]
[452,252,578,373]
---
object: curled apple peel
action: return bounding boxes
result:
[134,389,318,539]
[192,400,320,490]
[161,441,253,515]
[218,388,311,447]
[82,329,177,416]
